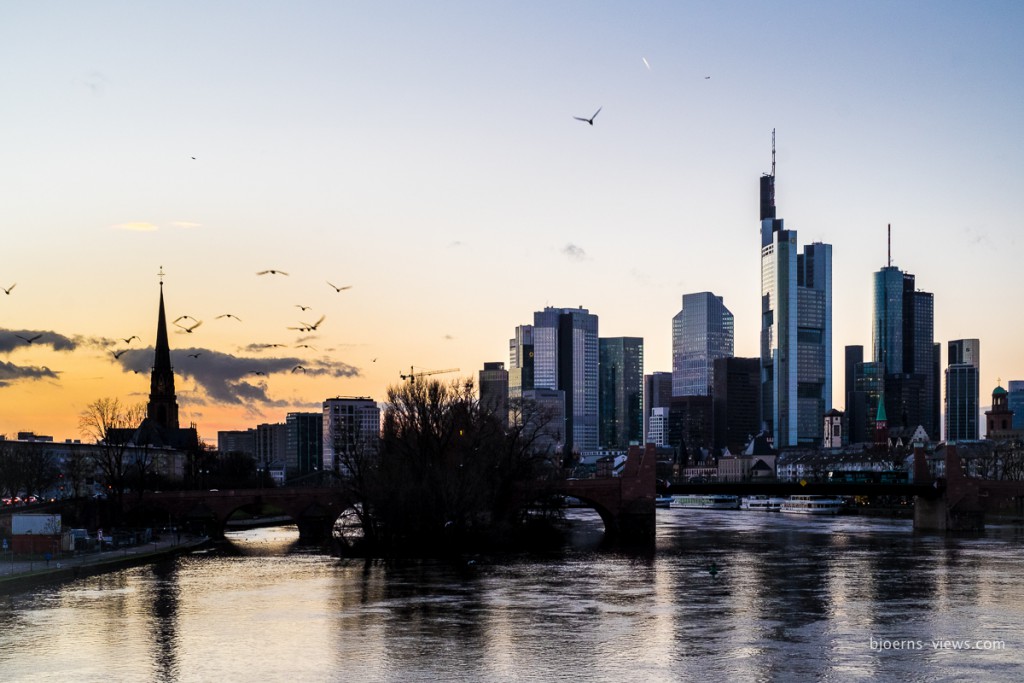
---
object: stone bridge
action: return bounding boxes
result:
[559,443,658,540]
[913,444,1024,531]
[128,487,352,540]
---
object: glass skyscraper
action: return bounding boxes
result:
[532,307,599,452]
[598,337,644,449]
[946,339,980,441]
[1009,380,1024,431]
[759,137,832,448]
[671,292,734,397]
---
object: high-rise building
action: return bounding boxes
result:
[255,422,288,468]
[844,346,868,443]
[712,357,761,454]
[508,325,534,402]
[647,407,670,447]
[667,396,713,464]
[643,372,673,445]
[218,429,256,457]
[1008,381,1024,431]
[323,397,380,474]
[598,337,644,448]
[946,339,980,441]
[759,133,832,447]
[479,362,509,427]
[671,292,733,397]
[531,307,599,452]
[286,412,323,477]
[871,236,938,437]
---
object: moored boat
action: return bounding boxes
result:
[740,495,785,511]
[670,494,740,510]
[779,495,844,515]
[655,495,673,508]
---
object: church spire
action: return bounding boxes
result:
[148,266,180,430]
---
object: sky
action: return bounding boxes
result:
[1,1,1022,443]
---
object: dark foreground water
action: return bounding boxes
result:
[1,510,1022,682]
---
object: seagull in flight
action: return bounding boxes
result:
[15,334,42,344]
[250,370,267,376]
[296,304,311,311]
[291,365,306,374]
[122,335,140,344]
[257,269,289,276]
[3,283,15,295]
[111,349,128,359]
[295,344,317,350]
[216,314,242,322]
[573,107,602,125]
[187,352,202,358]
[327,282,352,292]
[174,319,203,333]
[289,314,325,332]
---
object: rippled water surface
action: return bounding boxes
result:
[2,511,1022,682]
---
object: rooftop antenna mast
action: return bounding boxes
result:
[771,128,776,178]
[887,224,891,268]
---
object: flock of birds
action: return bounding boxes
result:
[5,271,356,382]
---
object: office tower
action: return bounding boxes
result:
[323,397,380,474]
[532,307,599,452]
[854,361,884,441]
[286,412,323,476]
[508,325,534,402]
[671,292,734,397]
[479,362,509,427]
[667,396,713,463]
[647,407,669,446]
[643,371,673,445]
[520,388,566,455]
[759,133,832,447]
[945,339,980,441]
[845,346,868,443]
[713,357,761,454]
[255,422,288,468]
[1009,381,1024,430]
[218,429,256,457]
[871,232,938,437]
[598,337,644,448]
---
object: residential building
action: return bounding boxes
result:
[598,337,644,448]
[218,429,256,457]
[255,422,288,469]
[323,397,380,474]
[647,407,669,447]
[643,371,673,444]
[671,292,733,397]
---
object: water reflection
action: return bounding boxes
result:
[0,512,1022,682]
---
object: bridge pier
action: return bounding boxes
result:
[296,516,335,542]
[913,496,985,532]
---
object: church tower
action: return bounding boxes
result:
[148,269,180,430]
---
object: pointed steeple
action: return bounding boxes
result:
[876,395,888,423]
[148,268,180,430]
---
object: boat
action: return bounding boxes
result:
[655,495,673,509]
[740,495,785,511]
[779,495,845,515]
[670,494,740,510]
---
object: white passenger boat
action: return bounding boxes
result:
[740,495,785,511]
[779,495,845,515]
[670,494,740,510]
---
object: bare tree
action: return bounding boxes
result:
[79,398,146,506]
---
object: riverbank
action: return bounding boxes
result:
[0,535,211,595]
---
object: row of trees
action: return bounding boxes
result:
[337,378,567,555]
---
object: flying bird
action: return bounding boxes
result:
[327,282,352,292]
[573,107,602,125]
[259,343,285,348]
[173,315,198,325]
[250,370,267,376]
[295,304,311,311]
[291,365,306,374]
[216,314,242,322]
[15,334,42,344]
[705,76,711,80]
[295,344,317,350]
[257,269,289,276]
[175,319,203,333]
[289,314,325,332]
[187,352,202,358]
[372,357,377,363]
[111,349,128,359]
[3,283,15,295]
[122,335,140,344]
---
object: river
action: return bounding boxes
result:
[1,509,1022,682]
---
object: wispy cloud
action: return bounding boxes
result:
[562,243,587,261]
[0,361,60,387]
[170,221,202,229]
[112,222,159,232]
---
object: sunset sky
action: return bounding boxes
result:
[1,2,1021,443]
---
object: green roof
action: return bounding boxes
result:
[876,396,887,422]
[993,385,1007,396]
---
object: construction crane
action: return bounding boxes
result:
[400,366,459,383]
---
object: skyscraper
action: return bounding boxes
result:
[532,306,599,452]
[478,361,509,427]
[871,234,938,437]
[946,339,980,441]
[286,412,323,477]
[643,371,673,445]
[759,133,832,448]
[508,325,534,402]
[598,337,644,448]
[671,292,734,397]
[712,357,761,454]
[323,396,380,474]
[1009,381,1024,431]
